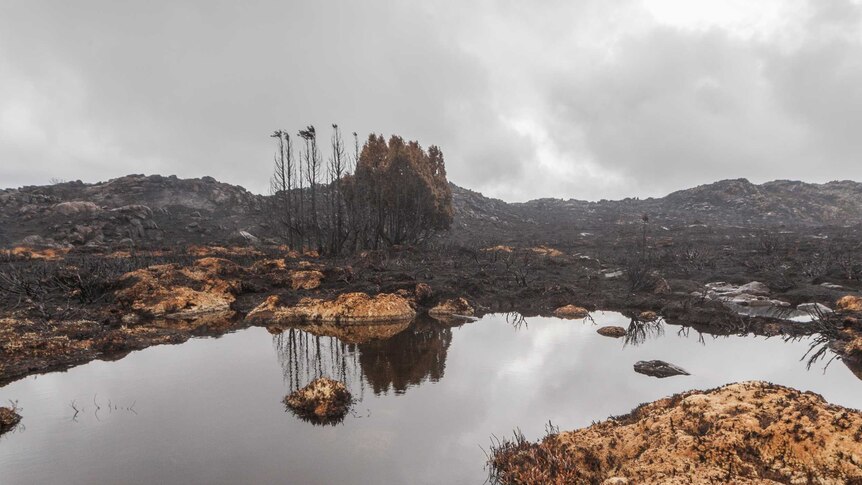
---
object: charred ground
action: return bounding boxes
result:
[1,174,861,387]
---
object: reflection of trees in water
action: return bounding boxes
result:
[675,325,707,345]
[505,312,528,330]
[272,319,453,397]
[624,318,665,346]
[273,329,366,398]
[358,319,452,395]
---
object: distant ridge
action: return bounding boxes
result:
[2,174,861,248]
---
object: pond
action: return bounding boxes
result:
[1,312,860,484]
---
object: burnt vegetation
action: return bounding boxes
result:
[267,125,453,255]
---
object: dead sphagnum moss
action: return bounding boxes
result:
[283,377,352,425]
[489,381,862,484]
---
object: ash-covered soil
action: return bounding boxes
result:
[2,221,861,387]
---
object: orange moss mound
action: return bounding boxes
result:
[247,293,415,324]
[187,245,262,258]
[597,326,627,338]
[553,305,590,319]
[837,295,862,312]
[482,245,514,253]
[429,297,474,317]
[530,246,565,258]
[490,381,862,484]
[3,247,69,261]
[283,377,352,424]
[0,406,22,434]
[289,270,324,290]
[639,310,659,322]
[116,258,239,318]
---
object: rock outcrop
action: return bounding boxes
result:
[490,381,862,484]
[283,377,352,424]
[247,293,415,324]
[701,281,815,320]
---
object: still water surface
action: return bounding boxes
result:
[1,312,860,484]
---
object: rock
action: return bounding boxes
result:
[54,201,100,216]
[246,293,416,324]
[604,270,623,279]
[0,406,22,435]
[111,204,152,219]
[553,305,589,319]
[289,270,324,290]
[429,298,474,317]
[738,281,770,296]
[597,326,627,338]
[239,230,259,244]
[414,283,433,303]
[19,235,61,248]
[706,281,770,297]
[821,282,845,290]
[797,302,833,317]
[705,281,800,319]
[633,360,689,378]
[489,381,862,484]
[837,295,862,312]
[283,377,352,424]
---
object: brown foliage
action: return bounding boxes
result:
[343,134,453,248]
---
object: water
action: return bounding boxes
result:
[1,312,860,484]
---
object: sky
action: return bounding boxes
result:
[1,0,861,202]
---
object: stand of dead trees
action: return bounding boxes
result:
[268,125,453,255]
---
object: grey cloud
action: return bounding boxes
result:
[1,0,861,201]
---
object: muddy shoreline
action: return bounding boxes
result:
[2,226,862,388]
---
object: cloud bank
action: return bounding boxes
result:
[1,0,861,201]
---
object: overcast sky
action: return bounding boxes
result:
[1,0,861,201]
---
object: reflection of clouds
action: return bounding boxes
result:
[2,314,860,484]
[496,319,583,378]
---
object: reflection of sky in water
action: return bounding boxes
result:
[1,312,860,484]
